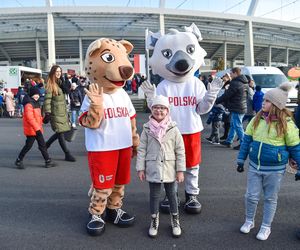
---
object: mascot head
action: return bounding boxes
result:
[147,23,207,83]
[85,38,134,93]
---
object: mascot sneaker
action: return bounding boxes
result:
[240,221,255,234]
[86,214,105,236]
[106,208,135,227]
[184,192,202,214]
[148,213,159,238]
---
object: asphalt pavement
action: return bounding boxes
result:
[0,113,300,249]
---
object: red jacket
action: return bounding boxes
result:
[23,99,43,136]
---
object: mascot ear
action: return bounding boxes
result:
[184,23,203,42]
[146,31,162,50]
[86,39,103,56]
[119,40,134,54]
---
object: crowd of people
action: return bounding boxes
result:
[205,67,265,149]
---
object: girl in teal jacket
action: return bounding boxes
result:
[236,83,300,241]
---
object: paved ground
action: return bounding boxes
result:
[0,113,300,249]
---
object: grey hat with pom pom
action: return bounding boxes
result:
[264,82,293,110]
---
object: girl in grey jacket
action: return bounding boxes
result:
[136,95,186,238]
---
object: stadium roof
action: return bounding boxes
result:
[0,0,300,65]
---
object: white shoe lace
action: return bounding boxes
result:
[186,196,199,206]
[114,209,125,224]
[90,214,104,223]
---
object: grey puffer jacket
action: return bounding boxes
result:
[136,121,186,183]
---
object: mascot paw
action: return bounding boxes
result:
[141,81,156,99]
[84,83,104,106]
[207,77,224,92]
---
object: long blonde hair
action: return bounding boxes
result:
[253,104,293,137]
[46,65,61,96]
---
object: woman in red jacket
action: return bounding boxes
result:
[15,88,55,169]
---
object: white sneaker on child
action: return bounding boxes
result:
[240,221,254,234]
[256,226,271,241]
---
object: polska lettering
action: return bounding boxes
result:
[168,96,197,106]
[104,107,129,119]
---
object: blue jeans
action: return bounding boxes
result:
[245,167,284,227]
[226,112,245,144]
[71,110,79,125]
[295,106,300,129]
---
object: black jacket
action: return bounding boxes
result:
[216,75,248,114]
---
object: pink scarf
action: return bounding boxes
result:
[262,112,278,124]
[149,115,172,143]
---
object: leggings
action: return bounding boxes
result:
[18,135,49,161]
[149,182,178,214]
[46,132,69,154]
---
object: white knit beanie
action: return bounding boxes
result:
[264,82,293,110]
[151,95,170,110]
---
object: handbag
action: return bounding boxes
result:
[64,127,78,142]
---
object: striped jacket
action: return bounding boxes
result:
[237,116,300,173]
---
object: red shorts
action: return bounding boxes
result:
[88,147,132,189]
[182,132,201,168]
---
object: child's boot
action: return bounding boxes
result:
[240,220,254,234]
[15,158,24,169]
[148,213,159,238]
[45,159,56,168]
[86,213,105,236]
[256,226,271,241]
[170,213,181,237]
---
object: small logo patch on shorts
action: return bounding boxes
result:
[106,175,113,181]
[99,175,105,183]
[99,174,113,183]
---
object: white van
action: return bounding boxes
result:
[216,66,297,111]
[0,66,42,95]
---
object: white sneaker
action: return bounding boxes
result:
[72,123,76,128]
[240,221,255,234]
[256,226,271,241]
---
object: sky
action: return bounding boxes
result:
[1,0,300,23]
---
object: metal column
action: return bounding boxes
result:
[244,21,254,66]
[46,0,56,69]
[79,37,83,75]
[35,38,41,70]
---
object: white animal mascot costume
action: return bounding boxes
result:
[142,23,224,214]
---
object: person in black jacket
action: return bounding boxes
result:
[69,82,82,128]
[215,67,248,150]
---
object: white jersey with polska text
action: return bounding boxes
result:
[80,88,136,151]
[156,77,206,134]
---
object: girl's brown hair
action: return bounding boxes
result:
[253,103,293,137]
[46,65,62,96]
